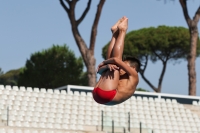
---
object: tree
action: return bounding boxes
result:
[160,0,200,95]
[0,68,3,76]
[102,26,200,93]
[0,68,22,86]
[18,45,88,88]
[59,0,105,86]
[179,0,200,95]
[79,72,89,86]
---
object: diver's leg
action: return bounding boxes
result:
[106,17,125,59]
[111,17,128,60]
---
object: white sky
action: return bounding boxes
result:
[0,0,200,95]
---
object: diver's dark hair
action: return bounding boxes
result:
[123,56,141,73]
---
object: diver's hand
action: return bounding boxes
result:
[107,64,119,71]
[96,62,105,73]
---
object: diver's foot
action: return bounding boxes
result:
[111,16,126,34]
[118,17,128,32]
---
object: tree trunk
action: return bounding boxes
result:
[71,27,97,87]
[157,61,167,93]
[86,51,96,86]
[179,0,200,95]
[187,28,198,95]
[59,0,105,87]
[139,55,168,93]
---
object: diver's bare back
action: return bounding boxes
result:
[112,68,139,104]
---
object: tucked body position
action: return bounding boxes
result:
[92,16,141,106]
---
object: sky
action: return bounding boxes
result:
[0,0,200,96]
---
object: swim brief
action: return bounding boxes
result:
[92,87,117,104]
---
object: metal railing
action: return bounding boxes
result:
[100,110,152,133]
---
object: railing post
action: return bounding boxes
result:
[7,106,9,126]
[140,122,142,133]
[128,112,130,132]
[101,110,103,131]
[158,94,161,100]
[112,120,114,133]
[123,127,126,133]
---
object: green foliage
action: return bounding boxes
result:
[136,88,149,92]
[18,44,88,88]
[79,72,88,86]
[0,68,22,86]
[102,26,200,63]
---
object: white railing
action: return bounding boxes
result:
[55,84,200,99]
